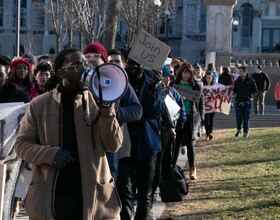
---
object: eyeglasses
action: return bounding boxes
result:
[85,53,102,60]
[61,62,90,72]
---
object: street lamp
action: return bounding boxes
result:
[232,19,239,32]
[164,9,171,40]
[16,0,21,57]
[153,0,162,7]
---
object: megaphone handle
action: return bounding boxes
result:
[95,66,104,105]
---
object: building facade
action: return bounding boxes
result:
[0,0,80,58]
[0,0,279,62]
[159,0,280,64]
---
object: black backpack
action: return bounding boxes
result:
[159,165,188,202]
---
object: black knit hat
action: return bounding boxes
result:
[0,55,11,66]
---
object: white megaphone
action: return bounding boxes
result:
[81,63,128,103]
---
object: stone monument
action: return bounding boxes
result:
[204,0,237,66]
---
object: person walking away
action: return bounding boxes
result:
[173,63,205,180]
[202,71,215,140]
[251,65,271,115]
[218,66,234,86]
[234,66,257,138]
[14,48,123,220]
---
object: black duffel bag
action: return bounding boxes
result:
[159,165,188,202]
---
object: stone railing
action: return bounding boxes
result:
[230,53,280,67]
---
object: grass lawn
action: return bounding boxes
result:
[160,127,280,220]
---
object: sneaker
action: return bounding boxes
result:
[181,146,187,155]
[235,130,241,137]
[190,167,197,180]
[243,132,249,138]
[209,133,213,140]
[206,135,209,140]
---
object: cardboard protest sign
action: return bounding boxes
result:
[128,30,171,70]
[173,85,201,103]
[202,83,234,115]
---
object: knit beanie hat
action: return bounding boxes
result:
[162,65,171,77]
[10,57,32,74]
[0,55,11,66]
[83,42,108,62]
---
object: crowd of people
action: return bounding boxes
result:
[0,42,277,220]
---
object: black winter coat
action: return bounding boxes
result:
[0,82,29,103]
[234,75,257,102]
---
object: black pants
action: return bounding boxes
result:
[54,192,83,220]
[173,117,196,168]
[152,128,174,200]
[204,113,215,136]
[116,157,134,220]
[134,157,156,220]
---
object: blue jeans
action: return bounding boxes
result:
[106,152,119,180]
[235,101,252,133]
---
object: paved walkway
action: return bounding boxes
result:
[214,105,280,129]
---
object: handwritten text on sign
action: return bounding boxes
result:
[202,83,234,115]
[174,85,201,103]
[128,30,171,70]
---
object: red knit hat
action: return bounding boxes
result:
[83,42,108,62]
[10,57,32,74]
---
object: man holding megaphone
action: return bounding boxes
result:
[14,48,123,220]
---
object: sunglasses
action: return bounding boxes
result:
[61,62,90,72]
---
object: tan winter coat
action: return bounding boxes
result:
[14,88,123,220]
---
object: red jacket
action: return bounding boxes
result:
[275,82,280,101]
[28,84,40,101]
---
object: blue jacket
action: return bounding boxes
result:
[117,83,143,124]
[106,82,143,178]
[134,70,166,160]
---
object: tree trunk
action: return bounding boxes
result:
[56,34,61,54]
[68,28,73,48]
[101,0,120,50]
[79,31,83,50]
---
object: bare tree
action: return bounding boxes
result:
[63,1,79,48]
[71,0,106,45]
[40,0,67,53]
[101,0,121,50]
[120,0,176,47]
[23,30,34,53]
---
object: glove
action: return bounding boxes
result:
[52,149,74,169]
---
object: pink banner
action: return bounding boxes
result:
[202,84,234,115]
